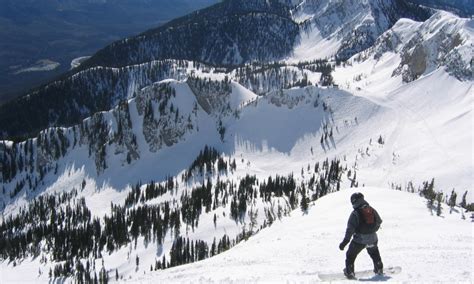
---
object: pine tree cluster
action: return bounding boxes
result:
[0,60,190,139]
[419,178,473,215]
[0,145,352,282]
[184,146,236,182]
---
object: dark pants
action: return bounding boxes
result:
[345,241,383,273]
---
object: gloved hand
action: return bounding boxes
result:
[339,239,349,251]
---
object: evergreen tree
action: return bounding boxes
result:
[300,187,309,213]
[460,191,468,209]
[436,192,443,216]
[377,135,384,145]
[422,178,436,211]
[249,207,258,234]
[448,190,457,213]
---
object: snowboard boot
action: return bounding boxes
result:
[374,267,383,275]
[343,268,356,279]
[373,261,384,275]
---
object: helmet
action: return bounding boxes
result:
[350,192,364,205]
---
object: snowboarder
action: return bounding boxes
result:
[339,192,383,279]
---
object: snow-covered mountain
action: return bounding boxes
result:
[80,0,299,69]
[332,10,473,196]
[0,0,472,282]
[353,10,473,82]
[291,0,431,60]
[0,0,433,138]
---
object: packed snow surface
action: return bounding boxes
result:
[1,188,471,283]
[132,187,472,283]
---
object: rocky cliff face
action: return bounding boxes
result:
[354,11,472,82]
[395,12,472,82]
[136,82,200,153]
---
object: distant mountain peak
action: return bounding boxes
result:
[353,10,473,82]
[291,0,432,61]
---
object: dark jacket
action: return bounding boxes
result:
[343,199,382,245]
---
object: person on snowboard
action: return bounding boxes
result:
[339,192,383,279]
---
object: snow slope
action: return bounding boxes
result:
[133,187,472,283]
[330,11,473,198]
[334,67,473,198]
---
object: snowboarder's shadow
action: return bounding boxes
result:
[358,274,392,282]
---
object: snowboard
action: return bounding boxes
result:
[318,266,402,281]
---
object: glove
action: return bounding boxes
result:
[339,239,349,251]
